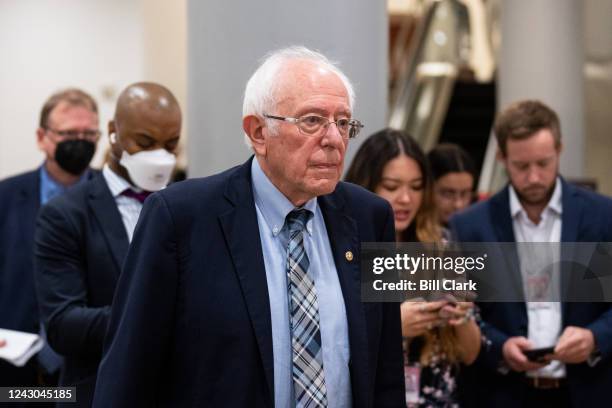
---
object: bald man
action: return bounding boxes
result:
[33,82,181,408]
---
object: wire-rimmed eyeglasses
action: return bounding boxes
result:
[45,128,101,141]
[264,114,364,139]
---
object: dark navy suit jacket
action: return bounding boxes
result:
[92,158,405,407]
[450,179,612,408]
[34,173,128,408]
[0,170,42,386]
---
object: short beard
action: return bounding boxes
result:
[516,181,556,207]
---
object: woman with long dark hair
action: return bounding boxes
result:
[346,128,481,407]
[427,143,476,230]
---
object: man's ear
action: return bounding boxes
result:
[495,149,505,163]
[243,115,266,156]
[107,120,122,160]
[36,127,46,149]
[108,120,116,141]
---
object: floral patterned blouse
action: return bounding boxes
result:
[403,308,488,407]
[404,335,459,408]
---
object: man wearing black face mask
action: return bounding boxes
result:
[33,82,181,407]
[0,88,99,397]
[36,89,100,190]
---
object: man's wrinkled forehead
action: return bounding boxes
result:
[273,60,350,110]
[47,100,98,126]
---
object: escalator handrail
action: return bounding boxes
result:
[389,0,443,128]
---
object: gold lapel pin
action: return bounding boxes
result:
[345,251,354,262]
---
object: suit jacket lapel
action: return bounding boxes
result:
[560,179,580,243]
[489,187,515,243]
[560,179,580,316]
[20,169,41,229]
[88,174,129,275]
[318,190,370,407]
[218,159,274,403]
[489,187,526,303]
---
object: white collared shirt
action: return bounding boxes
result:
[509,178,564,378]
[102,164,144,242]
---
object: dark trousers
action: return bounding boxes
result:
[523,385,571,408]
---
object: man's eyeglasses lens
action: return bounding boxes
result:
[297,116,362,138]
[265,114,363,139]
[47,129,100,140]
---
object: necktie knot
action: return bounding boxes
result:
[286,209,312,234]
[121,188,152,204]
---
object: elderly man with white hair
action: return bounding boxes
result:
[93,46,405,408]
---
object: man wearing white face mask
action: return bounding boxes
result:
[105,84,180,241]
[33,82,181,408]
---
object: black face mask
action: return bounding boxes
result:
[54,139,96,175]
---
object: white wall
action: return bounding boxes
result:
[141,0,188,168]
[0,0,144,178]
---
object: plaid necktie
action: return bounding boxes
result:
[285,209,328,408]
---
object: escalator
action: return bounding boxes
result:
[438,80,495,187]
[388,0,499,194]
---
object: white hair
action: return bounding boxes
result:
[242,46,355,147]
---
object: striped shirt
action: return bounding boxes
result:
[102,164,143,242]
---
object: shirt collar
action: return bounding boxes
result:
[102,164,139,197]
[39,162,90,204]
[251,158,316,237]
[509,177,563,219]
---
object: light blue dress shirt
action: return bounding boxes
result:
[39,163,89,205]
[251,158,352,408]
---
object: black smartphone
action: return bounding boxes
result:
[524,346,555,363]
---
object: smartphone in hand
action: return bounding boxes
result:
[524,346,555,363]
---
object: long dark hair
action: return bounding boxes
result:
[347,129,463,363]
[345,128,440,242]
[427,143,476,182]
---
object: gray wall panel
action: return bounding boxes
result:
[187,0,388,177]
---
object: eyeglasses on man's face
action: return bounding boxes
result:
[263,114,364,139]
[45,128,101,141]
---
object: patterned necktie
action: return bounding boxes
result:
[285,209,328,408]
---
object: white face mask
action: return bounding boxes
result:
[119,148,176,192]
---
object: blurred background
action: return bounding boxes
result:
[0,0,611,196]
